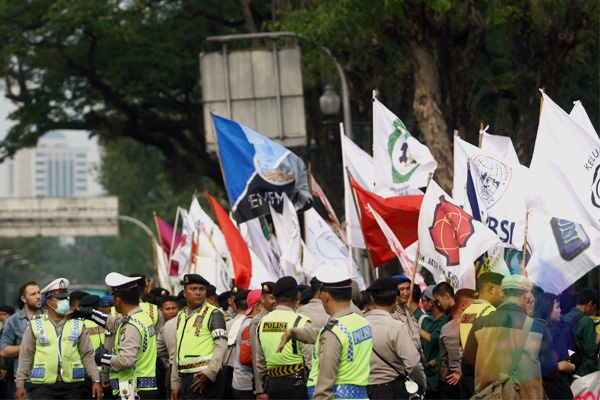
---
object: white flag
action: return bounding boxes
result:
[373,96,437,197]
[152,235,171,292]
[452,135,479,206]
[570,100,598,140]
[480,127,520,165]
[171,207,195,278]
[341,127,373,248]
[528,91,600,229]
[526,213,600,294]
[418,180,501,285]
[269,194,304,283]
[189,197,229,259]
[241,217,282,281]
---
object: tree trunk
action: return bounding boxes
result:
[405,41,454,192]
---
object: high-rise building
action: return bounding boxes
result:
[9,131,101,197]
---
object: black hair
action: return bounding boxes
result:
[433,282,454,298]
[533,292,558,321]
[114,287,140,305]
[218,291,230,310]
[576,288,599,306]
[18,281,38,298]
[321,287,352,301]
[159,296,178,308]
[129,273,147,290]
[234,299,248,311]
[275,292,297,304]
[558,291,577,315]
[372,289,400,307]
[411,284,422,304]
[141,293,157,305]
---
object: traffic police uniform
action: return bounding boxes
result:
[303,268,372,400]
[16,278,101,400]
[250,281,274,395]
[171,274,228,399]
[256,277,312,399]
[79,295,111,398]
[365,278,425,399]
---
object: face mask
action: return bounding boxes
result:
[53,299,71,315]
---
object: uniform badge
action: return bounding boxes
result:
[263,284,269,292]
[184,275,189,284]
[120,327,127,342]
[319,335,326,354]
[193,315,203,336]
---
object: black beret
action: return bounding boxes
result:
[69,290,90,301]
[478,272,504,286]
[182,274,210,286]
[367,277,399,293]
[309,276,322,290]
[0,305,15,314]
[149,287,170,297]
[206,285,217,298]
[234,289,250,302]
[274,276,298,297]
[79,295,100,308]
[261,282,275,294]
[297,284,309,293]
[176,290,185,301]
[300,287,313,305]
[230,287,240,296]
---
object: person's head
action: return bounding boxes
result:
[392,275,412,307]
[182,274,211,309]
[229,287,240,309]
[149,287,170,304]
[453,289,477,316]
[410,284,422,308]
[558,290,577,316]
[245,289,263,317]
[99,296,113,314]
[0,305,15,323]
[159,295,179,321]
[422,285,437,313]
[300,287,313,306]
[576,288,599,316]
[501,274,534,310]
[476,272,504,307]
[69,290,90,310]
[79,295,101,313]
[260,282,276,312]
[273,277,299,307]
[351,280,360,305]
[218,291,231,312]
[233,290,250,313]
[206,285,218,307]
[176,290,187,310]
[314,268,353,315]
[367,278,400,309]
[533,292,561,323]
[128,273,148,296]
[309,276,322,299]
[105,272,141,315]
[433,282,455,311]
[41,278,71,316]
[18,281,42,312]
[141,293,157,305]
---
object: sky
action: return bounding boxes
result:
[0,96,103,197]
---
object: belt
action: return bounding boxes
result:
[178,359,210,373]
[267,363,303,378]
[110,377,157,390]
[308,384,368,399]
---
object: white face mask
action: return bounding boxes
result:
[53,299,71,315]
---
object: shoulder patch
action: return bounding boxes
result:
[325,319,338,330]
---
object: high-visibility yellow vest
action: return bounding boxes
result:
[307,313,372,399]
[111,301,158,326]
[175,303,223,373]
[459,301,496,348]
[257,309,310,368]
[110,311,157,393]
[84,320,105,352]
[30,315,86,384]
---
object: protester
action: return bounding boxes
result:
[420,284,448,399]
[391,275,422,355]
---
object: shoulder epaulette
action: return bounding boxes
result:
[29,315,42,321]
[325,319,338,330]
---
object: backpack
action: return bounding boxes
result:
[560,312,586,369]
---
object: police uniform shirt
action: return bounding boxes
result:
[249,307,267,394]
[170,303,228,391]
[439,316,461,379]
[392,304,422,355]
[104,306,153,372]
[157,317,177,369]
[365,309,426,388]
[296,298,329,329]
[254,305,313,395]
[16,315,100,387]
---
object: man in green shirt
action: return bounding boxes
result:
[562,288,599,377]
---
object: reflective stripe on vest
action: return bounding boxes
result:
[459,302,495,348]
[258,310,310,369]
[176,303,219,371]
[30,316,85,384]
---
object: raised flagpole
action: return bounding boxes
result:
[521,211,530,276]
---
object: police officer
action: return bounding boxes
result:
[171,274,228,400]
[255,277,312,400]
[296,276,329,329]
[279,268,373,400]
[128,273,165,332]
[15,278,103,400]
[250,282,275,397]
[365,277,425,399]
[74,273,158,399]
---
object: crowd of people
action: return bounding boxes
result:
[0,269,597,400]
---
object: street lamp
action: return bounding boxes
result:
[3,259,29,305]
[319,85,341,140]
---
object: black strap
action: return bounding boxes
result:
[372,347,406,378]
[291,315,303,355]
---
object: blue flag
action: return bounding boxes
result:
[211,113,312,222]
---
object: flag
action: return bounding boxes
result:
[418,180,501,286]
[452,135,479,205]
[171,207,196,279]
[151,235,171,292]
[303,207,366,289]
[241,218,282,281]
[188,197,229,259]
[211,113,312,222]
[309,171,346,243]
[154,213,181,276]
[341,129,373,248]
[367,204,427,291]
[351,177,423,266]
[269,194,304,283]
[528,91,600,229]
[526,213,600,294]
[373,96,437,196]
[479,127,520,165]
[570,100,598,140]
[206,191,252,289]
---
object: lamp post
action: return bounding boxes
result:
[319,84,341,141]
[3,258,28,305]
